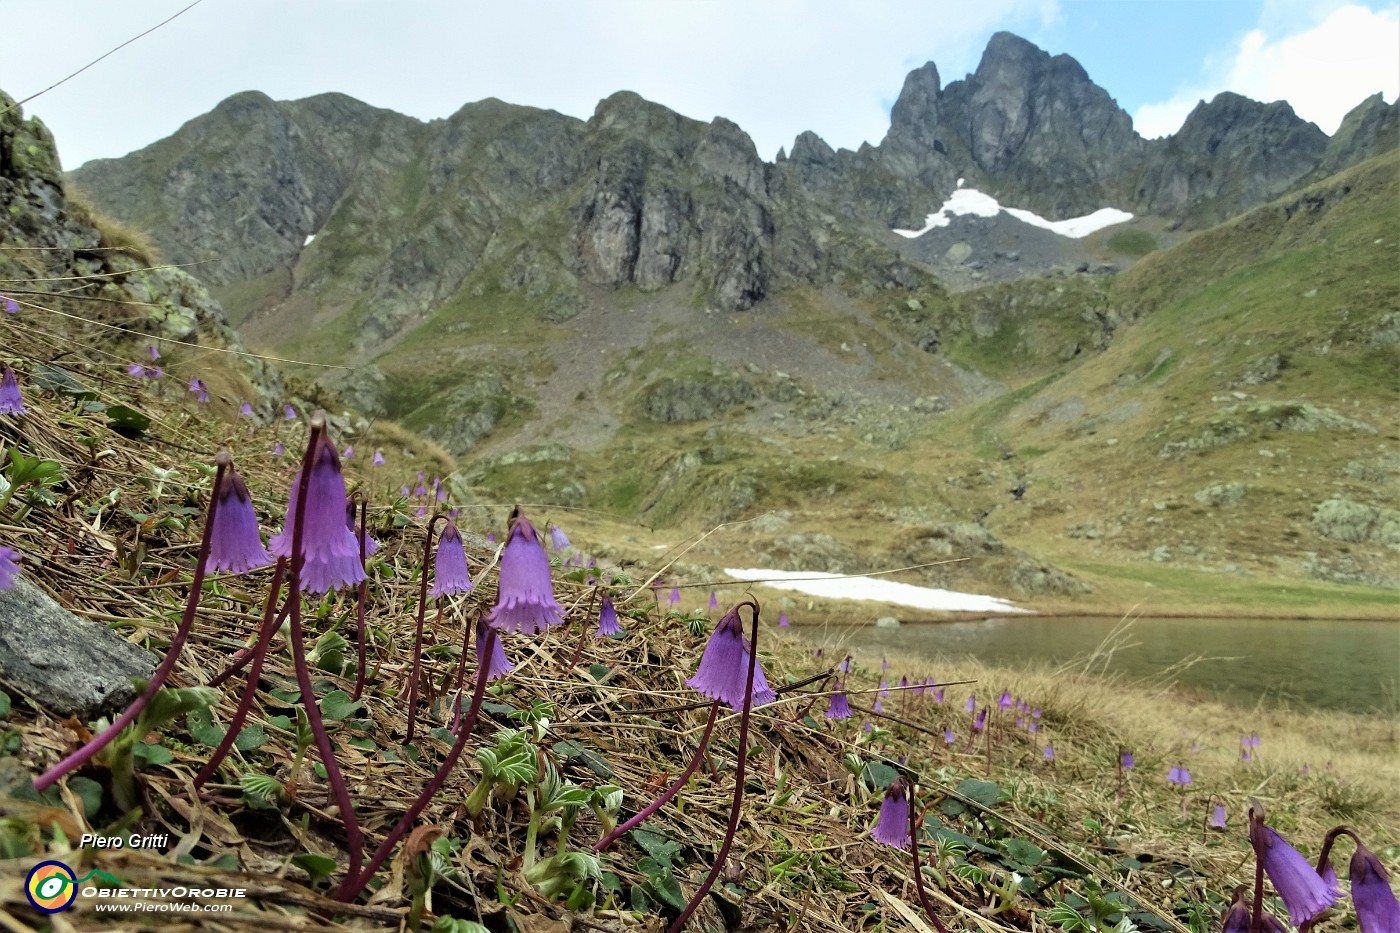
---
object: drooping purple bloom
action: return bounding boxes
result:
[685,605,776,710]
[1249,811,1340,927]
[596,593,622,637]
[943,727,955,745]
[0,546,21,589]
[1028,721,1038,734]
[346,499,380,557]
[879,679,891,697]
[476,618,512,681]
[429,523,473,597]
[1222,888,1252,933]
[1209,803,1227,829]
[284,404,297,420]
[372,450,385,466]
[268,433,365,593]
[872,697,883,713]
[998,690,1013,709]
[964,694,976,712]
[208,468,272,574]
[1351,842,1400,933]
[148,344,160,361]
[708,591,718,609]
[668,586,680,606]
[128,363,161,379]
[400,484,410,497]
[272,442,285,456]
[2,296,18,314]
[825,686,852,719]
[933,688,944,704]
[881,657,888,671]
[486,508,564,634]
[1043,744,1055,761]
[838,655,852,673]
[778,612,789,628]
[486,531,496,542]
[1016,716,1025,728]
[1031,707,1041,719]
[187,376,209,403]
[435,484,447,502]
[871,779,911,849]
[973,708,987,732]
[0,365,26,415]
[342,445,354,460]
[548,524,571,551]
[1121,751,1135,770]
[239,401,254,416]
[1167,765,1191,785]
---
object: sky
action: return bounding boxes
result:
[1,0,1396,171]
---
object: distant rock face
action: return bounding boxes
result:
[1315,93,1400,177]
[1136,92,1329,225]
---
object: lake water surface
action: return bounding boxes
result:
[829,616,1399,714]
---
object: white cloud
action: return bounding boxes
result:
[1133,3,1400,138]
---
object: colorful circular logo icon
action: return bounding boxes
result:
[25,860,78,913]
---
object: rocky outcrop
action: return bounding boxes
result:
[1,90,279,402]
[1314,93,1400,177]
[1136,93,1329,225]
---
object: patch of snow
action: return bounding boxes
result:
[893,186,1132,240]
[303,234,316,246]
[956,177,965,188]
[724,567,1030,614]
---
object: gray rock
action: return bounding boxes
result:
[1311,498,1400,549]
[1194,482,1246,506]
[875,616,900,628]
[0,576,156,719]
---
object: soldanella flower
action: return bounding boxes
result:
[128,363,161,379]
[0,545,20,589]
[778,611,790,628]
[998,690,1013,709]
[284,404,297,419]
[239,401,254,416]
[708,591,718,609]
[1209,803,1227,829]
[1043,743,1055,761]
[346,500,380,557]
[0,365,26,415]
[825,685,852,719]
[549,523,570,551]
[486,507,564,634]
[686,604,776,709]
[2,296,17,314]
[269,432,365,593]
[342,445,354,460]
[1222,886,1251,933]
[668,586,680,606]
[1121,750,1135,769]
[207,467,272,574]
[1248,805,1339,927]
[371,450,384,466]
[478,618,512,681]
[187,377,209,403]
[943,727,955,745]
[1350,841,1400,933]
[872,778,911,849]
[964,694,976,712]
[596,593,622,637]
[429,522,473,597]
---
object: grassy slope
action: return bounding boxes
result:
[229,154,1400,618]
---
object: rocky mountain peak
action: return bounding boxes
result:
[887,61,943,149]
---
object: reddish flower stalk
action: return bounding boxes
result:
[666,601,762,933]
[906,783,952,933]
[334,623,498,901]
[405,515,447,744]
[33,453,229,793]
[193,557,287,789]
[593,702,722,852]
[282,419,363,885]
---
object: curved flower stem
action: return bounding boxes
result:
[209,565,290,690]
[405,514,446,744]
[193,557,287,789]
[284,419,362,886]
[335,624,497,902]
[33,454,229,793]
[352,497,370,701]
[908,784,951,933]
[666,600,761,933]
[593,702,721,852]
